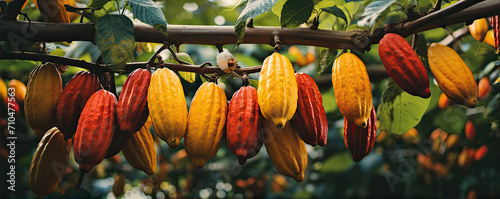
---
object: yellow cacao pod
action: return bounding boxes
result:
[468,18,489,42]
[428,43,478,107]
[122,117,157,175]
[185,82,227,168]
[258,52,298,128]
[332,52,373,128]
[29,127,71,197]
[25,63,62,137]
[263,120,307,182]
[0,78,7,103]
[147,68,188,148]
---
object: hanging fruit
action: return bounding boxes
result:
[117,68,151,134]
[478,77,491,100]
[343,107,376,162]
[468,18,489,42]
[122,117,156,175]
[490,15,499,52]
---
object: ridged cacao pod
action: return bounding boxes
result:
[379,33,430,98]
[104,125,125,158]
[8,79,26,104]
[292,73,328,146]
[468,18,489,42]
[263,120,307,182]
[57,71,100,139]
[34,0,71,23]
[122,117,157,175]
[343,107,376,162]
[428,43,478,108]
[148,68,188,148]
[117,68,151,134]
[226,86,262,165]
[185,82,227,168]
[332,52,372,128]
[25,63,62,137]
[29,127,71,197]
[490,15,499,52]
[258,52,298,128]
[74,89,117,172]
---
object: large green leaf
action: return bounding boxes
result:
[357,0,396,28]
[319,152,354,173]
[129,0,168,35]
[95,14,135,69]
[321,6,347,23]
[280,0,315,28]
[235,0,278,45]
[271,0,287,17]
[378,79,431,135]
[315,47,338,77]
[169,53,196,83]
[434,107,466,134]
[89,0,111,10]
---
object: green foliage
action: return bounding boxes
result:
[321,6,347,23]
[169,53,196,83]
[434,107,466,134]
[280,0,315,28]
[129,0,168,35]
[89,0,111,10]
[358,0,396,29]
[315,47,338,77]
[95,14,135,69]
[319,152,354,173]
[235,0,278,45]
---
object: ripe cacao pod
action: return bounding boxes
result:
[56,71,100,139]
[148,68,188,148]
[465,121,475,141]
[185,82,227,168]
[263,120,307,182]
[288,46,308,67]
[478,77,491,100]
[379,33,431,98]
[34,0,71,23]
[428,43,478,108]
[343,107,376,162]
[438,92,451,109]
[117,68,151,134]
[8,79,26,104]
[25,63,62,137]
[332,52,372,127]
[226,86,262,165]
[73,89,117,172]
[0,78,7,103]
[474,145,487,160]
[122,117,157,175]
[468,18,489,42]
[490,15,499,52]
[446,134,460,150]
[104,126,125,158]
[484,30,496,47]
[292,73,328,146]
[258,52,298,128]
[29,127,71,197]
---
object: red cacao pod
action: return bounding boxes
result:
[478,77,491,100]
[73,89,117,172]
[117,68,151,134]
[57,71,100,139]
[379,33,430,98]
[104,125,125,158]
[344,107,376,162]
[465,121,475,141]
[490,15,500,52]
[226,86,262,165]
[292,73,328,146]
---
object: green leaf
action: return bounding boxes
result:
[319,152,354,173]
[129,0,168,35]
[414,33,429,67]
[378,79,431,135]
[434,107,466,134]
[321,6,347,23]
[227,0,248,11]
[315,47,337,77]
[249,79,259,89]
[280,0,315,28]
[425,82,441,113]
[235,0,278,45]
[89,0,111,10]
[95,14,135,69]
[169,53,196,83]
[321,87,337,113]
[357,0,396,28]
[271,0,286,17]
[49,48,66,57]
[486,94,500,119]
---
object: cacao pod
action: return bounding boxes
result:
[478,77,491,100]
[73,89,117,172]
[458,147,474,169]
[117,68,150,134]
[445,134,460,150]
[226,86,262,165]
[474,145,487,160]
[258,52,298,128]
[468,18,489,42]
[465,121,475,141]
[438,92,451,109]
[122,117,157,175]
[25,63,62,137]
[292,73,328,146]
[484,30,496,48]
[8,79,26,104]
[112,173,125,197]
[148,68,188,148]
[56,71,100,139]
[343,107,376,162]
[288,46,308,67]
[29,127,71,197]
[490,15,499,52]
[34,0,71,23]
[263,120,307,182]
[104,125,125,158]
[428,43,478,108]
[379,33,431,98]
[0,78,7,103]
[185,82,227,168]
[332,52,372,127]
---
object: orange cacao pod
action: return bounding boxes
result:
[29,127,71,197]
[465,121,475,141]
[379,33,430,98]
[34,0,71,23]
[474,145,487,160]
[468,18,489,42]
[122,117,156,175]
[73,89,117,172]
[56,71,100,139]
[226,86,262,165]
[332,52,372,127]
[292,73,328,146]
[263,120,307,182]
[0,78,8,103]
[185,82,227,168]
[343,107,376,162]
[25,63,62,137]
[438,92,451,109]
[478,77,491,100]
[117,68,151,134]
[8,79,26,104]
